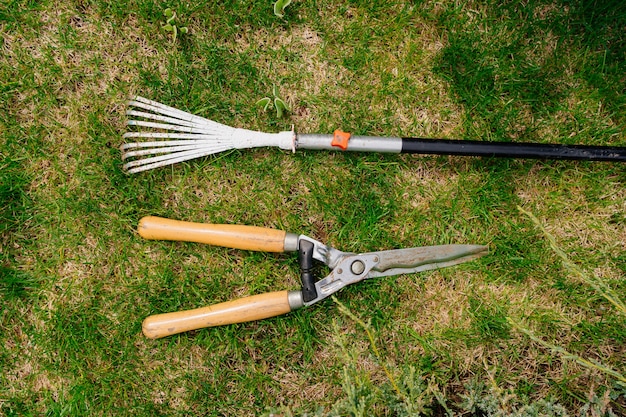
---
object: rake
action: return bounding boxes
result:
[121,96,626,173]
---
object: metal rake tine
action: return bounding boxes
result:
[123,149,227,174]
[123,147,231,174]
[120,139,225,151]
[122,132,227,141]
[130,96,197,118]
[132,96,193,117]
[126,120,217,134]
[130,96,219,128]
[127,99,198,124]
[122,143,220,160]
[123,144,232,167]
[126,109,205,129]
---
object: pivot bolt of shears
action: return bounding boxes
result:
[350,260,365,275]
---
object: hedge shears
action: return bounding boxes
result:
[139,216,488,338]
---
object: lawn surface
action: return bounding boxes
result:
[1,0,625,415]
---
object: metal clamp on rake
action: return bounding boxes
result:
[121,96,626,173]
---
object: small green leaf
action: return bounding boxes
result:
[163,23,173,32]
[164,8,173,17]
[273,0,291,18]
[274,97,289,111]
[274,97,289,118]
[255,97,272,111]
[179,27,188,34]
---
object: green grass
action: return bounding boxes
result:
[1,0,625,415]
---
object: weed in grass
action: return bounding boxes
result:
[267,298,622,416]
[329,299,443,416]
[518,206,626,315]
[508,207,626,409]
[459,380,571,417]
[274,0,292,19]
[509,319,626,387]
[257,85,291,119]
[162,7,188,43]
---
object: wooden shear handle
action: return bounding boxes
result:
[138,216,290,252]
[142,290,299,338]
[138,217,305,338]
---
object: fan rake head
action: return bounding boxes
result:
[120,97,242,173]
[121,96,294,173]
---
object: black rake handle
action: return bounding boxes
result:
[401,138,626,162]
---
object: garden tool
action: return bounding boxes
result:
[121,96,626,173]
[138,216,488,338]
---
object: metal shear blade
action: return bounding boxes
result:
[305,244,488,306]
[369,244,488,277]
